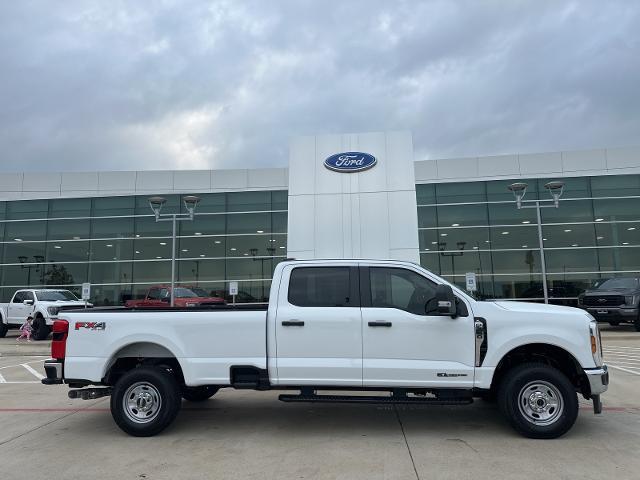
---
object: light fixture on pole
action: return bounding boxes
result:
[148,195,200,306]
[507,180,565,304]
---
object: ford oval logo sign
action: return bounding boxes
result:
[324,152,377,173]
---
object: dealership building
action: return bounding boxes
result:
[1,131,640,306]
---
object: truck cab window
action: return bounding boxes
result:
[12,292,24,303]
[147,288,160,300]
[288,267,352,307]
[370,268,436,315]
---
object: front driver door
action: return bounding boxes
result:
[361,266,475,388]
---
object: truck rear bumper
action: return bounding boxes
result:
[585,365,609,396]
[41,359,63,385]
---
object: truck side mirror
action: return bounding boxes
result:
[23,299,34,306]
[435,284,457,318]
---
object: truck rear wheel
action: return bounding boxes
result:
[635,314,640,332]
[32,316,50,341]
[111,366,181,437]
[498,363,578,439]
[182,386,219,402]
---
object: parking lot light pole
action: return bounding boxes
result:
[508,181,564,304]
[148,195,200,307]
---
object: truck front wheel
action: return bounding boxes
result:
[0,321,8,338]
[498,363,578,439]
[32,316,50,341]
[182,386,219,402]
[111,366,181,437]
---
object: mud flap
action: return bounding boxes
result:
[592,394,602,414]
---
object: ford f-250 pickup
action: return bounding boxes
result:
[41,259,609,438]
[0,289,91,340]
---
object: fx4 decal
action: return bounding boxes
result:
[75,321,106,331]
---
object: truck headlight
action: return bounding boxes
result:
[625,295,639,306]
[589,321,603,367]
[47,307,60,316]
[577,294,584,306]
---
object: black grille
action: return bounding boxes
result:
[583,295,625,306]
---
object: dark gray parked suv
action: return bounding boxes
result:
[578,277,640,331]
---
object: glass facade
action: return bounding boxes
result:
[0,191,288,304]
[417,174,640,305]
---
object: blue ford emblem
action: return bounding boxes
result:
[324,152,377,173]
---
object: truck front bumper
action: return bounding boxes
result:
[585,365,609,396]
[41,359,63,385]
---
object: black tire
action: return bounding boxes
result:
[635,314,640,332]
[111,366,181,437]
[608,320,620,326]
[0,320,8,338]
[182,386,219,402]
[498,363,578,439]
[32,316,50,341]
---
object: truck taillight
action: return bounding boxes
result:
[51,320,69,360]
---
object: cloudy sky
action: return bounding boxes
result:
[1,1,638,172]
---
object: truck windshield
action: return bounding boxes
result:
[596,278,639,290]
[173,288,208,298]
[35,290,79,301]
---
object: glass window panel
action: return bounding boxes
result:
[595,222,640,247]
[418,230,439,251]
[3,241,46,265]
[135,216,173,238]
[178,236,226,259]
[0,202,5,220]
[416,184,436,205]
[489,226,538,249]
[179,215,225,236]
[488,203,537,225]
[179,193,224,214]
[226,258,274,280]
[90,284,133,306]
[91,217,134,239]
[42,263,88,286]
[132,238,172,261]
[597,247,640,272]
[486,179,539,202]
[538,176,589,199]
[1,262,47,287]
[223,280,270,303]
[177,259,225,283]
[435,182,486,204]
[91,239,133,261]
[5,220,46,241]
[46,241,90,263]
[590,174,640,198]
[438,250,492,277]
[492,250,542,274]
[593,198,640,222]
[47,219,91,241]
[417,206,437,228]
[419,252,441,274]
[544,248,599,273]
[436,227,491,252]
[132,261,170,283]
[226,235,279,258]
[437,204,488,228]
[288,267,352,307]
[272,212,287,233]
[542,224,596,248]
[541,199,593,223]
[6,200,48,220]
[547,272,605,302]
[90,261,133,284]
[92,196,135,217]
[227,212,270,234]
[491,274,544,299]
[227,191,271,212]
[49,198,91,218]
[272,191,288,211]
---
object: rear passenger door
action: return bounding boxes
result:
[274,265,362,386]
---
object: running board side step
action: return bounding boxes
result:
[278,394,473,405]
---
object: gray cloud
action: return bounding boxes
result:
[0,0,638,172]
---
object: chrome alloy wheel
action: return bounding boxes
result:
[517,380,564,426]
[123,382,163,424]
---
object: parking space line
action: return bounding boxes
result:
[0,373,5,383]
[0,359,46,370]
[21,364,44,380]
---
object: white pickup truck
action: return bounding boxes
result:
[0,289,91,340]
[42,259,608,439]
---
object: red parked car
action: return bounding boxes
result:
[125,286,225,308]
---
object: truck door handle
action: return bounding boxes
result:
[368,321,392,327]
[282,320,305,327]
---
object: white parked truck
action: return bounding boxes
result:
[0,289,91,340]
[41,259,608,438]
